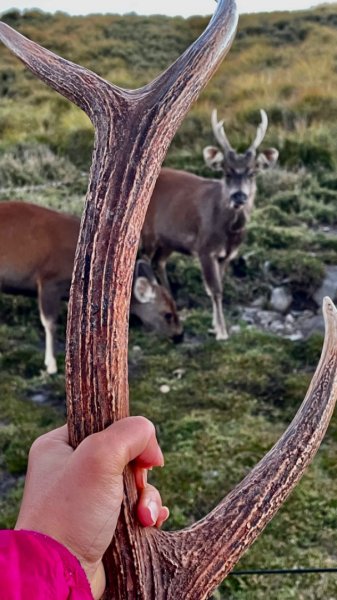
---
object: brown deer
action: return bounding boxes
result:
[0,201,183,374]
[141,109,279,340]
[1,2,337,599]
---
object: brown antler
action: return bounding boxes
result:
[1,3,337,599]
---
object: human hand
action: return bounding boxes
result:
[15,416,169,599]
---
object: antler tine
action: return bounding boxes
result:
[153,297,337,599]
[211,108,233,152]
[0,0,238,129]
[0,22,116,121]
[249,108,268,152]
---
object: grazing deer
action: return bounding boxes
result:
[0,201,183,374]
[1,3,337,599]
[141,109,279,340]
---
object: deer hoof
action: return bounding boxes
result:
[215,331,229,341]
[46,362,58,375]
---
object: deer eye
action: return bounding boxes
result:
[226,169,236,178]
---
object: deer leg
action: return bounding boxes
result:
[199,254,228,341]
[152,247,172,292]
[37,280,61,374]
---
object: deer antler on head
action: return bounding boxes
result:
[211,108,234,153]
[1,2,337,599]
[211,107,269,155]
[248,108,268,153]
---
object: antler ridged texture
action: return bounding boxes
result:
[1,4,337,599]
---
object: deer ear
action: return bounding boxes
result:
[203,146,224,171]
[133,277,156,304]
[135,259,157,285]
[256,147,279,170]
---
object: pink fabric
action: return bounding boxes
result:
[0,530,93,599]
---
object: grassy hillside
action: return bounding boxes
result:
[1,5,337,599]
[1,5,337,170]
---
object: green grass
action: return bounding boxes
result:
[1,311,337,598]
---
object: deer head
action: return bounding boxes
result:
[204,109,279,209]
[1,2,337,599]
[132,259,183,342]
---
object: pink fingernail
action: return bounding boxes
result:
[148,501,159,525]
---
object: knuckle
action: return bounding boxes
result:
[29,432,52,458]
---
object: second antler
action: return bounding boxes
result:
[1,2,337,598]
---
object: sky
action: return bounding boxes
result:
[0,0,336,18]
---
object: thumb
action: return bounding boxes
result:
[73,416,164,476]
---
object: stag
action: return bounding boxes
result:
[0,201,183,374]
[141,109,279,340]
[1,2,337,599]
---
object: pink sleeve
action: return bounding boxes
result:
[0,530,93,599]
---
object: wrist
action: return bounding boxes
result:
[80,560,105,600]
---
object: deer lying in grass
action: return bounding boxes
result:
[0,201,183,374]
[141,109,279,340]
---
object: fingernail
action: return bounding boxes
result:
[156,507,170,528]
[148,501,159,525]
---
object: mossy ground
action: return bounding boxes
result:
[1,293,337,599]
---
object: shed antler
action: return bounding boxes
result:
[1,3,337,599]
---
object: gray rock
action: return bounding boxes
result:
[270,287,293,313]
[285,314,295,325]
[251,295,266,308]
[286,332,304,341]
[258,310,280,327]
[313,265,337,307]
[270,320,285,333]
[300,314,325,338]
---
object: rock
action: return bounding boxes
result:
[257,310,279,327]
[251,295,266,308]
[159,384,170,394]
[286,332,304,341]
[300,314,325,338]
[31,393,47,404]
[270,320,285,333]
[230,325,241,335]
[313,265,337,307]
[270,287,293,313]
[132,345,142,353]
[241,307,258,324]
[295,310,315,327]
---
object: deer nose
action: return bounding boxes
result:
[231,191,248,207]
[173,332,184,344]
